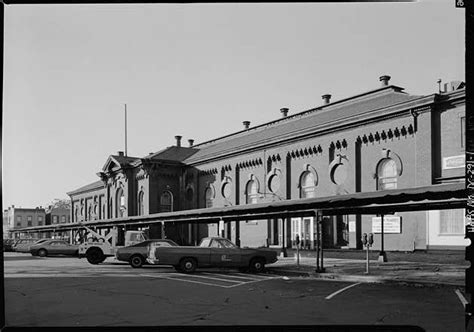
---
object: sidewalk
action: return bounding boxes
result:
[266,251,468,287]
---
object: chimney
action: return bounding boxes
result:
[117,151,124,156]
[322,94,331,105]
[188,139,194,147]
[175,135,182,147]
[280,108,289,118]
[379,75,391,87]
[243,121,250,129]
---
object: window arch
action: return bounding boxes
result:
[160,191,173,212]
[116,187,125,218]
[205,186,214,208]
[246,180,259,204]
[138,190,145,216]
[300,171,316,198]
[377,158,398,190]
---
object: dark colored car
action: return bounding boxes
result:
[3,239,16,252]
[30,240,79,257]
[115,239,178,268]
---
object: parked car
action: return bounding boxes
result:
[13,238,46,253]
[3,239,16,252]
[146,237,278,273]
[30,240,79,257]
[116,239,178,268]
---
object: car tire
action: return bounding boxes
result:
[129,255,145,268]
[86,248,104,265]
[249,258,265,273]
[38,249,47,257]
[179,257,197,273]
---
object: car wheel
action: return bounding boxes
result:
[179,257,197,273]
[38,249,48,257]
[129,255,145,268]
[249,258,265,273]
[86,248,104,265]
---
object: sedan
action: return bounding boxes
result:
[3,239,16,252]
[115,239,178,268]
[13,238,48,253]
[30,240,79,257]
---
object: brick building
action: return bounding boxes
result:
[68,76,467,250]
[3,206,46,239]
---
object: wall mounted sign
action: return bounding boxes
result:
[372,216,402,233]
[443,155,465,169]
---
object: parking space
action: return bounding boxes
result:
[140,271,279,288]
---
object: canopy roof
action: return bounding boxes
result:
[16,183,465,233]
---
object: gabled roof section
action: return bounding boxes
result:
[67,180,104,196]
[184,85,423,164]
[142,146,199,163]
[102,154,140,172]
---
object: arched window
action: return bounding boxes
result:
[377,158,398,190]
[205,187,213,208]
[160,191,173,212]
[74,208,79,222]
[88,206,92,221]
[246,180,258,204]
[300,171,316,198]
[138,191,145,216]
[116,187,125,218]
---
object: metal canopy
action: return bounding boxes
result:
[14,182,465,233]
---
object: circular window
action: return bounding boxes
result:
[268,174,280,193]
[222,182,232,198]
[331,163,348,185]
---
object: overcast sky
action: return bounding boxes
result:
[3,1,465,209]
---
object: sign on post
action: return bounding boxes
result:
[372,216,401,233]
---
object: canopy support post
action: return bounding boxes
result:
[378,214,388,262]
[315,210,325,273]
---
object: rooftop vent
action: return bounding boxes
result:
[322,94,331,105]
[280,108,289,118]
[175,135,182,147]
[243,121,251,129]
[379,75,391,87]
[117,151,124,156]
[188,139,194,147]
[443,81,465,92]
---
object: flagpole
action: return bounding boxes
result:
[125,103,128,157]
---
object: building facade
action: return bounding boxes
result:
[3,206,47,239]
[68,76,467,250]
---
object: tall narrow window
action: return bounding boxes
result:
[300,171,316,198]
[205,187,213,208]
[246,180,258,204]
[377,158,398,190]
[138,191,145,215]
[160,191,173,212]
[461,116,465,148]
[116,188,125,218]
[27,216,32,227]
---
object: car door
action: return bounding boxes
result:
[209,239,242,267]
[48,241,61,255]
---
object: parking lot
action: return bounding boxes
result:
[3,252,467,329]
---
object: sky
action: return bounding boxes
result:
[2,1,465,209]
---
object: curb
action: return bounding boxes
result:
[267,268,465,288]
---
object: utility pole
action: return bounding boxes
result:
[124,104,128,157]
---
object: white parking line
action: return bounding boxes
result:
[200,272,267,281]
[233,272,275,279]
[325,283,361,300]
[142,274,234,288]
[455,289,468,307]
[173,273,242,284]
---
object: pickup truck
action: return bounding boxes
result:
[146,237,278,273]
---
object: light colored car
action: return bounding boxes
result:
[30,240,79,257]
[147,237,278,273]
[115,239,178,268]
[13,238,49,253]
